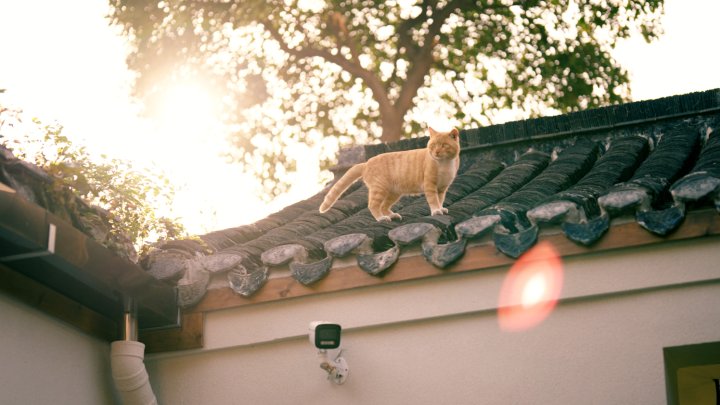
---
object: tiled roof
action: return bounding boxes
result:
[141,89,720,308]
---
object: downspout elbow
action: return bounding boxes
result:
[110,340,158,405]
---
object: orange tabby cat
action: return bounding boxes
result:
[320,127,460,222]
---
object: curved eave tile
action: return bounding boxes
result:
[200,253,245,274]
[261,244,332,285]
[671,172,720,203]
[324,233,372,256]
[598,181,679,236]
[176,260,210,308]
[290,257,333,285]
[357,246,399,275]
[528,197,611,246]
[391,222,467,268]
[455,215,502,239]
[493,224,539,259]
[227,265,268,297]
[561,214,611,245]
[598,185,652,214]
[665,129,720,215]
[323,232,400,275]
[421,238,467,268]
[143,248,192,282]
[261,244,308,266]
[388,222,437,245]
[527,200,580,225]
[635,206,687,236]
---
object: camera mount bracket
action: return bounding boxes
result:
[318,349,349,385]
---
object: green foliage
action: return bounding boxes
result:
[0,107,185,258]
[108,0,665,197]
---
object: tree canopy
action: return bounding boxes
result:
[109,0,664,196]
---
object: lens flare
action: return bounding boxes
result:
[498,241,564,332]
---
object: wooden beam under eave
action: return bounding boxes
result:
[141,312,204,353]
[0,263,118,342]
[188,209,720,314]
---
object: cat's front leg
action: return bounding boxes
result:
[425,187,450,216]
[424,190,445,216]
[427,198,446,216]
[438,190,449,214]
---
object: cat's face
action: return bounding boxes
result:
[427,128,460,161]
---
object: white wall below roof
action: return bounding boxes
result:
[0,294,116,405]
[146,237,720,405]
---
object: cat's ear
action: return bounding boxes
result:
[428,127,439,137]
[450,128,459,140]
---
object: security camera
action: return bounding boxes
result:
[309,321,342,350]
[308,321,348,384]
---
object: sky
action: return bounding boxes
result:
[1,0,719,236]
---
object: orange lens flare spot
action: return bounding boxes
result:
[498,241,564,332]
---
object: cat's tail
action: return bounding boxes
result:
[319,163,366,213]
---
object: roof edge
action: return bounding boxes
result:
[0,187,179,331]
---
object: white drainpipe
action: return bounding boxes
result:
[111,301,158,405]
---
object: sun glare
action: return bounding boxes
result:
[157,82,220,140]
[146,80,260,233]
[498,241,564,332]
[141,80,326,234]
[521,272,548,309]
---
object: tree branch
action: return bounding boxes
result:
[326,11,362,63]
[394,0,464,118]
[389,0,433,86]
[261,19,396,124]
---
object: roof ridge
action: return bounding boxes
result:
[361,88,720,159]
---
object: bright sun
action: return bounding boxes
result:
[156,82,221,141]
[146,81,268,233]
[143,79,325,234]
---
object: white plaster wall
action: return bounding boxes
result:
[146,237,720,405]
[0,294,116,405]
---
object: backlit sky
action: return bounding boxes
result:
[1,0,719,235]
